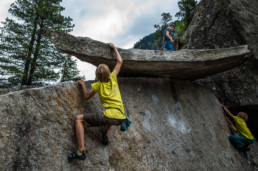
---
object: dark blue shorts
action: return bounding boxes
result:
[229,135,255,149]
[165,40,174,51]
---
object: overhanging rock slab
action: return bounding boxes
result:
[44,30,252,80]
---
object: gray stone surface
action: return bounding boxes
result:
[196,59,258,107]
[44,30,251,79]
[0,85,48,95]
[0,87,20,95]
[183,0,258,107]
[184,0,258,59]
[0,79,257,170]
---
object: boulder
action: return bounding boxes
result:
[44,30,251,79]
[0,79,257,170]
[184,0,258,58]
[183,0,258,106]
[183,0,258,143]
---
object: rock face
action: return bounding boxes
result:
[0,79,257,170]
[184,0,258,58]
[183,0,258,146]
[183,0,258,107]
[195,60,258,107]
[44,30,251,79]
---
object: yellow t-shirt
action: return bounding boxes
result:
[91,72,126,119]
[233,116,254,139]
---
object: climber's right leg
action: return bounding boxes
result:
[68,115,86,160]
[83,112,124,146]
[75,115,86,152]
[229,135,246,149]
[101,125,111,146]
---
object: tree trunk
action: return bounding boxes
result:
[60,56,68,82]
[21,14,39,85]
[27,19,44,85]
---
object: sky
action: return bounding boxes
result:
[0,0,181,80]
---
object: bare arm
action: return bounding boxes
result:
[108,43,123,76]
[229,121,238,132]
[224,115,238,132]
[78,80,96,100]
[221,104,234,118]
[166,30,174,44]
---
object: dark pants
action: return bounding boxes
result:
[165,40,174,51]
[229,135,255,150]
[83,112,124,127]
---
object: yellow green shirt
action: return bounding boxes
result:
[91,72,126,119]
[233,116,254,139]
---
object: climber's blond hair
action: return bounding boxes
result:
[237,112,248,121]
[95,64,110,82]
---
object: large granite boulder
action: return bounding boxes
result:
[0,79,257,170]
[183,0,258,107]
[44,30,251,79]
[183,0,258,142]
[184,0,258,58]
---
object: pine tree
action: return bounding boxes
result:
[60,55,85,82]
[175,0,198,29]
[133,33,157,50]
[174,0,198,49]
[133,13,178,50]
[0,0,74,86]
[0,19,27,84]
[153,13,173,49]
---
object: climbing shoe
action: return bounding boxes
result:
[101,132,109,146]
[68,150,86,160]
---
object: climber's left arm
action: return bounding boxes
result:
[108,43,123,76]
[227,118,238,132]
[221,104,234,118]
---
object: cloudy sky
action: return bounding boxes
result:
[0,0,181,80]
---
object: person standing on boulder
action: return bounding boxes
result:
[221,104,255,159]
[68,43,127,160]
[163,23,175,51]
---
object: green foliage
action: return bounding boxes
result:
[60,55,85,82]
[134,0,199,50]
[175,20,187,42]
[0,0,78,86]
[133,33,157,50]
[153,13,173,49]
[134,13,177,50]
[175,0,198,31]
[154,13,172,31]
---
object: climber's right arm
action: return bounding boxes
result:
[221,104,234,118]
[166,30,174,44]
[78,80,96,100]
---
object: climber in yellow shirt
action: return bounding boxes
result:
[68,43,126,160]
[222,104,255,159]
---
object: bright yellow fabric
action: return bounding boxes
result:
[91,72,126,119]
[233,116,254,139]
